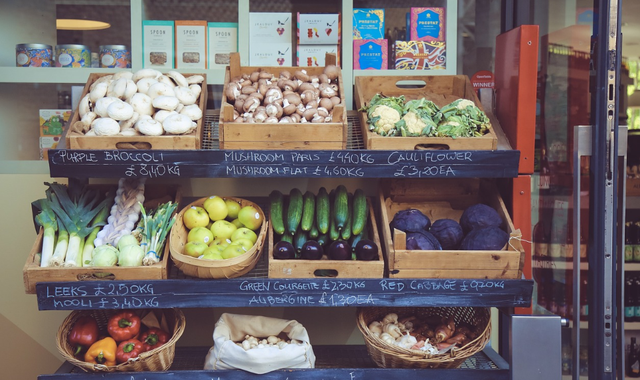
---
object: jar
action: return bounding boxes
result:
[55,44,91,68]
[16,44,52,67]
[99,45,130,68]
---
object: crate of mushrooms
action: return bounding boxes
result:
[219,52,347,150]
[65,70,207,150]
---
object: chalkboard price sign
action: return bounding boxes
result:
[36,278,533,310]
[48,149,520,179]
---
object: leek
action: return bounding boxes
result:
[49,226,68,267]
[45,182,113,268]
[140,201,178,266]
[81,202,112,266]
[33,198,58,267]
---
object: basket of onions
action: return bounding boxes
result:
[356,306,491,369]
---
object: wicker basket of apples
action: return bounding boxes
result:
[169,196,267,279]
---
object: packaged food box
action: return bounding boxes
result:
[410,7,446,42]
[297,44,339,67]
[353,39,387,70]
[394,40,446,70]
[175,20,207,69]
[297,13,340,45]
[143,20,175,69]
[249,12,292,66]
[208,22,238,68]
[353,8,385,40]
[39,109,71,136]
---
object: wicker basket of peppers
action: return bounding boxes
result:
[56,308,185,372]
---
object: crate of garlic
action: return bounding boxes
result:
[219,52,347,150]
[64,70,206,150]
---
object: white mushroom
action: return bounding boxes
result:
[135,117,163,136]
[85,129,97,136]
[78,94,92,118]
[162,113,195,134]
[180,104,202,121]
[119,112,139,130]
[186,75,205,84]
[152,95,180,111]
[154,110,177,123]
[175,103,185,113]
[89,82,108,103]
[112,70,134,81]
[136,77,158,94]
[91,118,120,136]
[94,96,121,118]
[157,74,176,88]
[123,79,138,100]
[80,112,97,127]
[174,86,199,105]
[107,100,134,120]
[119,127,139,136]
[383,313,398,325]
[89,75,113,91]
[383,323,402,339]
[107,77,128,99]
[147,82,175,99]
[167,71,189,87]
[132,68,161,83]
[129,93,154,116]
[189,84,202,97]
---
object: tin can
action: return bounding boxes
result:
[55,44,91,68]
[16,44,52,67]
[99,45,130,68]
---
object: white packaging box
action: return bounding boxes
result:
[143,20,175,69]
[297,13,340,45]
[297,44,338,67]
[249,12,292,66]
[175,20,207,69]
[208,22,238,68]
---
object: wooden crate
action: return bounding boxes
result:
[64,72,206,150]
[219,53,347,150]
[268,198,384,278]
[378,178,524,279]
[354,75,498,150]
[23,184,181,294]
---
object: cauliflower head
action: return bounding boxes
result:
[370,105,401,136]
[396,112,426,136]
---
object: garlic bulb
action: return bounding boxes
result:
[383,313,398,325]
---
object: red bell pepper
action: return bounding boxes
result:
[107,311,141,342]
[68,315,99,356]
[115,338,144,364]
[140,327,171,352]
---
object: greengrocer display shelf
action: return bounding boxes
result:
[47,112,521,179]
[45,345,510,379]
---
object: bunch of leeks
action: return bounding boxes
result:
[139,201,178,266]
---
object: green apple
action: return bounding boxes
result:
[221,244,247,259]
[231,227,258,244]
[237,205,263,230]
[209,237,231,248]
[225,199,242,220]
[183,241,208,258]
[233,238,255,251]
[187,226,214,245]
[117,234,139,251]
[201,246,224,260]
[208,244,227,254]
[203,195,228,221]
[210,220,237,240]
[230,218,244,229]
[183,206,210,230]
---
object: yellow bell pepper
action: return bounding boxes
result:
[84,337,117,366]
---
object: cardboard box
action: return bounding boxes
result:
[410,7,446,42]
[394,40,446,70]
[378,178,524,279]
[297,13,340,45]
[353,8,385,40]
[142,20,175,69]
[175,20,207,69]
[208,22,238,68]
[39,136,61,160]
[39,109,71,136]
[353,39,387,70]
[297,44,339,67]
[249,12,292,66]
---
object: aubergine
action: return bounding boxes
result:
[328,240,352,260]
[355,239,379,261]
[300,240,324,260]
[273,241,296,259]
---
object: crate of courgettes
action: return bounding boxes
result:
[267,185,384,278]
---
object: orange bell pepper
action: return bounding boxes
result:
[84,337,117,366]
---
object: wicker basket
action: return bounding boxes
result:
[56,308,186,372]
[169,196,267,279]
[356,307,491,369]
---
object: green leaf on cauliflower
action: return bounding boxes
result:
[436,98,491,138]
[360,94,405,136]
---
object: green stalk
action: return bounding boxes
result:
[33,198,58,267]
[49,227,68,267]
[80,203,111,266]
[141,201,178,266]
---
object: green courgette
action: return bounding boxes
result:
[301,191,315,231]
[269,190,285,235]
[316,187,330,234]
[286,188,303,235]
[334,185,349,231]
[351,189,368,236]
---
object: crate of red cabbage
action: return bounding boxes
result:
[378,178,524,279]
[355,75,498,150]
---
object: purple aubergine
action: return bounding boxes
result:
[300,240,324,260]
[328,240,352,260]
[355,239,379,261]
[273,241,296,259]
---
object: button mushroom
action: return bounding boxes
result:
[129,93,155,116]
[225,82,241,102]
[89,82,108,103]
[147,82,175,99]
[107,100,134,120]
[132,68,162,82]
[135,116,163,136]
[152,95,180,111]
[175,86,199,105]
[154,110,178,123]
[94,96,120,118]
[163,113,195,134]
[180,104,203,121]
[186,75,205,84]
[78,94,92,118]
[166,70,189,87]
[294,69,310,82]
[107,77,128,98]
[119,112,139,130]
[323,65,340,81]
[91,117,120,136]
[265,103,283,119]
[136,77,158,94]
[319,97,334,111]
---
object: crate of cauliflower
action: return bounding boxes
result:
[64,70,206,150]
[355,75,498,150]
